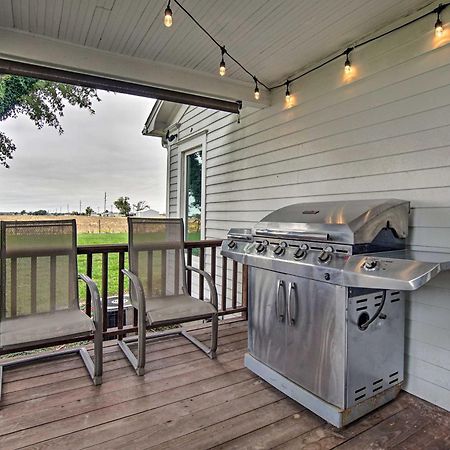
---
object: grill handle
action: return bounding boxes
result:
[275,280,286,322]
[287,282,298,326]
[254,229,330,241]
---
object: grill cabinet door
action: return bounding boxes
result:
[284,276,346,408]
[248,267,287,375]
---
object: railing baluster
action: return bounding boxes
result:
[211,247,216,284]
[118,251,125,338]
[161,250,167,296]
[232,260,238,310]
[199,246,205,300]
[221,256,227,311]
[147,250,153,296]
[102,252,108,332]
[242,264,248,320]
[10,257,17,317]
[174,249,180,294]
[50,255,57,312]
[86,253,93,317]
[30,256,37,314]
[186,247,193,295]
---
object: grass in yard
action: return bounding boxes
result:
[77,233,128,303]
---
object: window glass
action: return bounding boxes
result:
[185,150,202,241]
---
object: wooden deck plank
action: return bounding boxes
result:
[154,399,302,450]
[98,387,285,450]
[39,376,264,449]
[212,409,324,449]
[0,320,448,450]
[0,346,248,447]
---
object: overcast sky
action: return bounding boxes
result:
[0,91,166,214]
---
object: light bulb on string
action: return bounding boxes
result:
[164,1,173,27]
[285,81,291,103]
[219,47,226,76]
[344,48,352,74]
[253,77,260,100]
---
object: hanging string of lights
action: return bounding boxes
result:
[163,1,449,103]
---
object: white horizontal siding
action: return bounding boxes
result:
[166,14,450,410]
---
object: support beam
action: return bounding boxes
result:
[0,27,269,108]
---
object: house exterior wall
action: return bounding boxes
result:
[165,16,450,410]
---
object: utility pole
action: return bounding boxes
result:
[79,200,82,214]
[104,192,107,213]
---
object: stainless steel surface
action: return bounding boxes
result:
[222,198,448,427]
[254,199,409,245]
[346,290,405,407]
[248,267,346,408]
[245,353,402,428]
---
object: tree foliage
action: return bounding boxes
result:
[85,206,94,216]
[187,151,202,209]
[133,200,149,212]
[0,74,100,167]
[114,196,131,216]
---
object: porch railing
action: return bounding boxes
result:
[77,240,248,339]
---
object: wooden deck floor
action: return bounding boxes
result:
[0,320,449,449]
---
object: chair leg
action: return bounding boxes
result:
[181,313,218,359]
[118,328,184,376]
[93,325,103,385]
[0,345,102,402]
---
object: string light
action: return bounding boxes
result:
[163,0,450,108]
[219,47,226,77]
[253,77,260,100]
[285,81,291,103]
[435,4,445,36]
[344,48,352,74]
[164,1,173,27]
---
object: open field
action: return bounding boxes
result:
[0,215,128,233]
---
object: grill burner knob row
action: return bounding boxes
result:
[318,246,334,264]
[274,241,288,256]
[294,244,309,260]
[256,240,269,253]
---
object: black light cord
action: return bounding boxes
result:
[270,2,450,90]
[168,1,449,96]
[359,290,387,331]
[170,0,271,90]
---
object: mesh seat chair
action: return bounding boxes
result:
[118,218,218,375]
[0,220,102,398]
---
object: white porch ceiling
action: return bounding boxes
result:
[0,0,433,98]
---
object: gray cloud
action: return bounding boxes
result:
[0,91,166,213]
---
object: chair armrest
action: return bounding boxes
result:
[121,269,146,315]
[185,265,218,310]
[78,274,102,331]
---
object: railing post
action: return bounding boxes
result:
[242,264,248,320]
[221,256,227,312]
[118,251,125,339]
[102,252,108,332]
[86,253,93,317]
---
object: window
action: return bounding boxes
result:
[177,133,206,240]
[185,150,202,241]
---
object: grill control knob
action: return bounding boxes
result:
[228,240,237,249]
[256,240,269,254]
[274,241,288,256]
[318,246,334,264]
[294,244,309,260]
[363,258,379,271]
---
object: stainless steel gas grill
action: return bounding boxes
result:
[221,199,450,427]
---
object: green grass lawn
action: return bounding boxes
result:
[77,233,128,303]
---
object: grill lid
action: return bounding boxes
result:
[253,199,410,245]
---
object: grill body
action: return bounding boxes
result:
[222,199,449,427]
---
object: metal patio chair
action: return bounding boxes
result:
[0,220,102,399]
[118,218,218,375]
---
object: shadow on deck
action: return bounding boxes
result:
[0,320,449,449]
